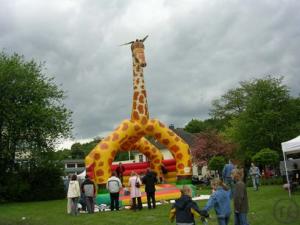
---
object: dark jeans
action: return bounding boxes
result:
[146,191,156,209]
[217,215,230,225]
[132,197,142,210]
[70,197,79,216]
[110,192,120,211]
[85,196,94,213]
[234,212,249,225]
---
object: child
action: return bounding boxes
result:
[201,178,231,225]
[232,169,249,225]
[169,185,208,225]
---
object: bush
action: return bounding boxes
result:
[0,163,65,202]
[252,148,279,167]
[208,156,226,172]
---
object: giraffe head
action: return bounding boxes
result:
[131,39,147,67]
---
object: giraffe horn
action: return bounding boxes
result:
[141,35,149,42]
[120,41,134,46]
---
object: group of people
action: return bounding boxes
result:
[223,160,261,191]
[66,160,259,225]
[170,168,249,225]
[66,174,96,216]
[106,166,158,211]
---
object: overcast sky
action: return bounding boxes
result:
[1,0,300,149]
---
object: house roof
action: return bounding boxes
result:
[146,125,195,149]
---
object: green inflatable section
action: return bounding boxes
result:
[95,193,123,207]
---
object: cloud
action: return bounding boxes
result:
[1,0,300,145]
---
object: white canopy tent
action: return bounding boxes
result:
[281,135,300,197]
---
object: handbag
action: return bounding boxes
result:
[135,177,140,188]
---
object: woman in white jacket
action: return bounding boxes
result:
[128,171,142,211]
[67,174,81,215]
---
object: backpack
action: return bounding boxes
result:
[83,184,94,197]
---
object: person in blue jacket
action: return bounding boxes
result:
[201,178,231,225]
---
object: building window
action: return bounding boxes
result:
[138,154,143,162]
[77,163,85,168]
[67,163,75,168]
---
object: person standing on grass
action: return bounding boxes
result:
[249,162,261,191]
[222,160,235,196]
[128,171,143,211]
[142,168,158,209]
[201,178,231,225]
[169,185,208,225]
[65,175,72,214]
[67,174,81,216]
[232,169,249,225]
[81,175,96,213]
[106,171,122,211]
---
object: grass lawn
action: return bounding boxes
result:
[0,185,299,225]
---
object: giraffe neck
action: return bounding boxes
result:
[131,60,149,123]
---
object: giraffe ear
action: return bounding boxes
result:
[141,35,149,42]
[120,41,134,46]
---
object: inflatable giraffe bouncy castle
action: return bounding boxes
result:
[85,36,192,187]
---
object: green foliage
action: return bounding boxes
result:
[212,76,300,160]
[70,143,85,159]
[0,51,72,172]
[184,118,226,133]
[0,163,65,202]
[252,148,280,167]
[184,119,206,133]
[0,51,72,201]
[208,156,226,172]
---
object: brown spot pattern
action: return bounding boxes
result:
[96,169,104,176]
[133,111,139,120]
[94,153,100,160]
[133,91,139,100]
[137,104,144,114]
[112,133,119,141]
[162,139,170,145]
[177,163,184,169]
[122,123,129,131]
[170,145,180,152]
[141,116,148,125]
[176,153,183,160]
[146,125,154,132]
[154,133,162,139]
[100,143,109,149]
[138,95,144,103]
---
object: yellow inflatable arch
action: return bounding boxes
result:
[85,37,191,186]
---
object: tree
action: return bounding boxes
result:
[184,118,226,133]
[70,143,85,159]
[184,119,206,133]
[211,76,300,158]
[208,156,226,175]
[0,52,72,171]
[252,148,279,167]
[190,130,235,165]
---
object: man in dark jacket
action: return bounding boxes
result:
[232,169,249,225]
[142,168,158,209]
[169,185,208,225]
[81,175,96,213]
